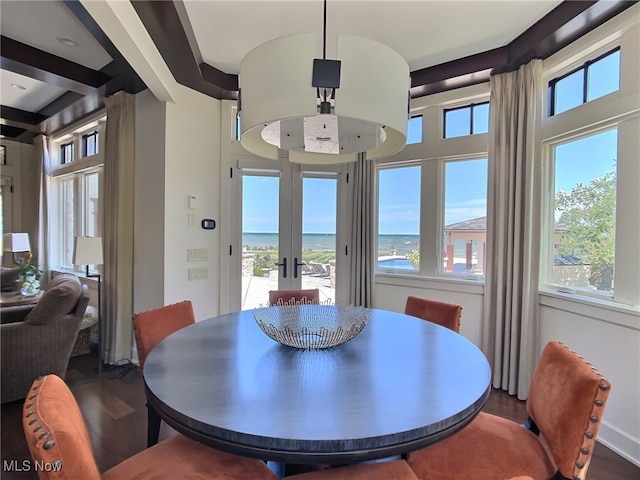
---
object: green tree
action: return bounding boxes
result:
[556,171,616,290]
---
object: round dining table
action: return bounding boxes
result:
[143,307,491,464]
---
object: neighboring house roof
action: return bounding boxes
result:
[553,248,585,266]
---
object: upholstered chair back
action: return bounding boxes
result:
[526,341,611,479]
[23,375,101,480]
[132,300,196,369]
[268,289,320,306]
[404,296,462,332]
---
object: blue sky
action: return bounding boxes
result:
[244,52,619,235]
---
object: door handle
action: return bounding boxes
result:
[293,258,306,279]
[275,257,287,278]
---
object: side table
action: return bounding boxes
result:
[0,290,43,307]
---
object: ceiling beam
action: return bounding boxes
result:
[0,106,47,131]
[131,0,237,100]
[0,36,110,95]
[80,0,178,104]
[135,0,638,101]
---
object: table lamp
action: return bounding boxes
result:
[3,232,31,262]
[73,236,103,376]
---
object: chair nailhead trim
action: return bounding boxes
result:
[32,385,40,390]
[25,403,34,409]
[26,411,35,418]
[599,383,609,391]
[576,461,585,468]
[33,425,44,433]
[585,431,593,439]
[573,476,581,480]
[38,432,50,440]
[51,460,62,469]
[43,440,55,450]
[594,399,603,407]
[29,394,37,400]
[589,415,599,423]
[580,447,589,455]
[28,418,38,426]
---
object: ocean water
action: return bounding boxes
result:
[243,233,420,256]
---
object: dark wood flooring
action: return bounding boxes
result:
[2,352,638,479]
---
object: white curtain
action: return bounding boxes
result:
[34,135,51,282]
[103,91,135,364]
[482,59,543,400]
[347,154,374,307]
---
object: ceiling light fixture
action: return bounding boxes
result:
[238,0,410,164]
[57,36,78,47]
[10,83,26,91]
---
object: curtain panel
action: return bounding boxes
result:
[482,59,543,399]
[347,154,374,307]
[103,92,135,365]
[34,135,51,280]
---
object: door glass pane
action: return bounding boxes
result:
[300,176,336,304]
[242,175,279,310]
[377,166,420,272]
[442,158,487,275]
[61,178,75,268]
[553,129,617,292]
[587,50,620,102]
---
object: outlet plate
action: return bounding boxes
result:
[188,267,208,281]
[187,248,208,262]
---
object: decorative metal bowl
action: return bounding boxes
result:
[252,305,370,349]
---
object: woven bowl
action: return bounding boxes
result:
[252,305,370,349]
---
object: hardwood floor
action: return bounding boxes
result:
[2,352,638,479]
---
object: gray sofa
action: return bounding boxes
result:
[1,274,89,403]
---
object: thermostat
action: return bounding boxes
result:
[201,219,216,230]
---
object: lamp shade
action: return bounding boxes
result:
[3,233,31,253]
[73,236,103,266]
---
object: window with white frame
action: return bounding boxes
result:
[542,18,639,306]
[375,85,490,278]
[548,47,620,116]
[49,116,105,272]
[377,164,421,271]
[442,158,488,276]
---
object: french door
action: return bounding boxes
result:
[232,156,349,311]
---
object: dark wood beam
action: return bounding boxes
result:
[131,0,237,100]
[0,124,27,139]
[0,36,110,95]
[0,106,46,128]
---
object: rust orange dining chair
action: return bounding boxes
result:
[406,341,611,480]
[22,375,277,480]
[132,300,196,446]
[269,289,320,306]
[284,461,419,479]
[404,296,462,332]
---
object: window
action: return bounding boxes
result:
[550,129,617,293]
[444,102,489,138]
[442,158,488,276]
[548,47,620,116]
[60,142,73,164]
[407,115,423,144]
[377,165,421,271]
[82,130,98,157]
[50,117,105,271]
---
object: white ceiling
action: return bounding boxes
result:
[0,0,562,116]
[183,0,562,74]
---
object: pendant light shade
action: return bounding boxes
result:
[238,28,410,164]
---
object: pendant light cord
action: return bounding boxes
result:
[322,0,327,60]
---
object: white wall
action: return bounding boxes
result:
[134,90,167,314]
[133,85,222,323]
[163,85,221,320]
[1,139,36,267]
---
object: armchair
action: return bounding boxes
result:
[1,274,89,403]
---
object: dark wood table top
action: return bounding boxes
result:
[143,307,491,464]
